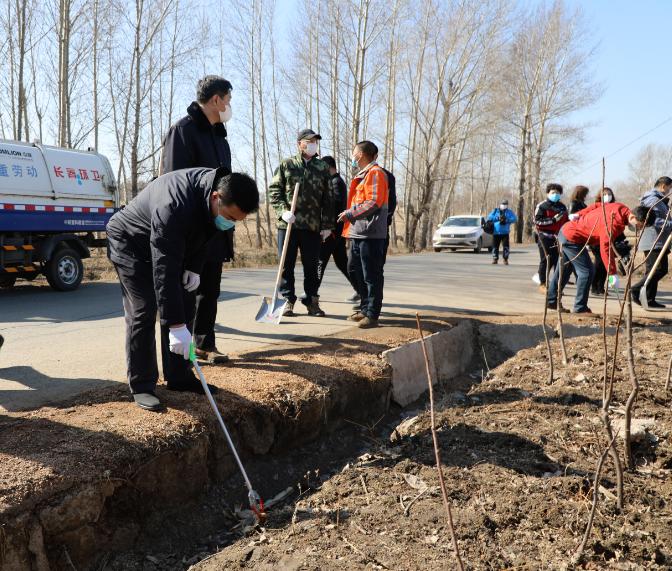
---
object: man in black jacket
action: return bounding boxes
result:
[316,155,356,295]
[107,169,259,411]
[160,75,235,365]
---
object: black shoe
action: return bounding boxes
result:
[573,307,598,316]
[132,392,162,411]
[167,381,219,395]
[648,301,666,309]
[303,296,326,317]
[546,302,569,313]
[195,347,230,364]
[630,291,642,306]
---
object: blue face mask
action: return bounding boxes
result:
[548,193,561,203]
[351,157,359,169]
[214,215,235,231]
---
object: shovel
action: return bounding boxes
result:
[255,182,300,324]
[639,231,672,310]
[189,343,266,521]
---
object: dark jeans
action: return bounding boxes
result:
[537,234,559,285]
[632,249,669,303]
[278,228,320,303]
[317,234,352,290]
[547,233,594,312]
[348,238,385,319]
[113,261,195,394]
[492,233,510,260]
[193,259,222,351]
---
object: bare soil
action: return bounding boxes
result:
[189,329,672,571]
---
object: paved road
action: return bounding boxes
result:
[1,247,670,411]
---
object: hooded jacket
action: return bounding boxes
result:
[106,168,225,326]
[561,202,631,275]
[160,102,233,263]
[638,189,672,252]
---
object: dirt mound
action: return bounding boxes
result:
[192,330,672,570]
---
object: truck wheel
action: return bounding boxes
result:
[45,247,83,291]
[0,276,17,288]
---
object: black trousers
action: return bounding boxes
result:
[278,228,321,303]
[192,259,222,351]
[348,238,386,319]
[537,234,559,285]
[632,249,669,303]
[492,233,510,260]
[113,261,195,394]
[317,234,352,289]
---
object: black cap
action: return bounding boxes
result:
[500,199,509,205]
[297,128,322,142]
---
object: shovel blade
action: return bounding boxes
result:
[255,296,287,324]
[639,288,649,310]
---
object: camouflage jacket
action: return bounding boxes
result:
[268,153,334,232]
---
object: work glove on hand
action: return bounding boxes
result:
[320,230,332,241]
[281,211,296,224]
[168,325,192,360]
[607,274,619,290]
[568,213,580,221]
[182,270,200,292]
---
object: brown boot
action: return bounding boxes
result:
[348,312,366,322]
[503,259,509,265]
[491,259,498,264]
[305,296,326,317]
[358,316,379,329]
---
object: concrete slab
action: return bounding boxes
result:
[382,321,474,406]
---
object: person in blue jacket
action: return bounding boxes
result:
[487,199,518,265]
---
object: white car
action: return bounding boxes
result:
[432,215,493,253]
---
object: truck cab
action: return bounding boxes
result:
[0,140,118,291]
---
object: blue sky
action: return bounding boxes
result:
[273,0,671,188]
[565,0,672,187]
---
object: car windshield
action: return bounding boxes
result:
[443,217,479,227]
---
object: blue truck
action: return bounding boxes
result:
[0,139,118,291]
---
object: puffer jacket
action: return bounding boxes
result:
[638,189,672,251]
[342,162,389,240]
[487,208,517,235]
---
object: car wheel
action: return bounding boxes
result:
[45,247,83,291]
[474,238,482,253]
[450,248,458,252]
[433,247,442,252]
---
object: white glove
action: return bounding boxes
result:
[321,230,332,241]
[168,325,192,360]
[568,213,580,221]
[281,211,296,224]
[607,274,619,290]
[182,270,200,292]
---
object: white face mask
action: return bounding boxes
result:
[219,105,232,123]
[603,194,613,203]
[303,142,318,157]
[499,204,507,210]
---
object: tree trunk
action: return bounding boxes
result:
[515,115,529,243]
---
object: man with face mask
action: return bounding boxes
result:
[534,183,569,291]
[631,176,672,308]
[268,129,333,317]
[486,199,517,264]
[160,75,235,365]
[338,140,389,328]
[106,170,259,411]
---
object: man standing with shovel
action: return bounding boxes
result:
[268,129,333,317]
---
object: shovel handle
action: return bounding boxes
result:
[271,182,301,304]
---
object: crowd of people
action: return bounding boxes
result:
[105,75,396,411]
[520,179,670,315]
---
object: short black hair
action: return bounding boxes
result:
[322,155,337,169]
[654,176,672,188]
[546,183,563,194]
[215,172,259,214]
[197,75,233,104]
[632,205,654,226]
[355,140,378,161]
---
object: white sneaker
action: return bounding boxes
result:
[345,292,361,303]
[532,273,541,285]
